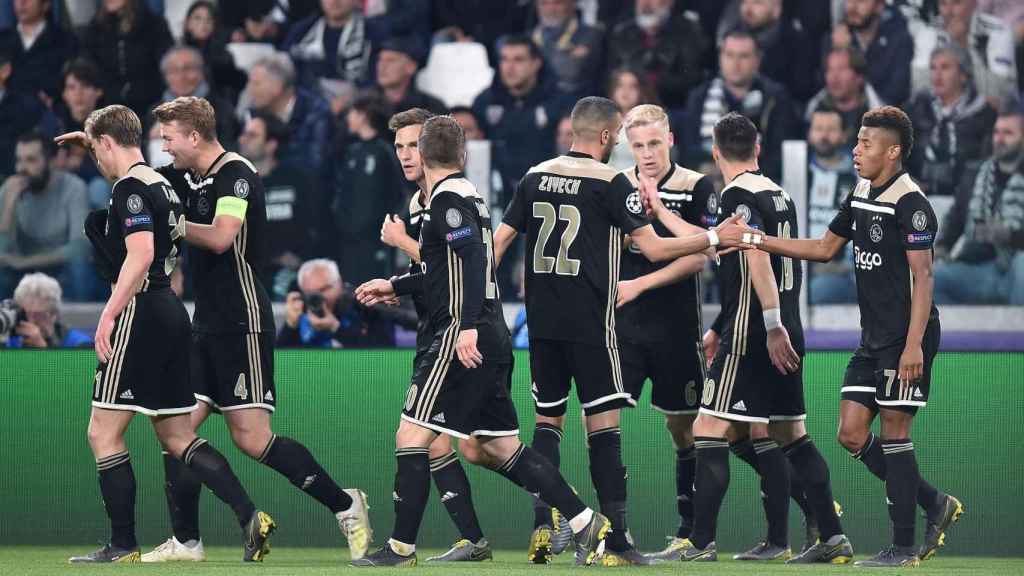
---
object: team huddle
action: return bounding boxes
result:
[62,93,962,568]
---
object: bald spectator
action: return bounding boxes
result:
[908,44,997,197]
[375,38,446,117]
[530,0,605,96]
[607,0,709,108]
[156,46,238,143]
[730,0,821,102]
[247,53,334,174]
[831,0,914,105]
[805,47,884,147]
[0,0,76,101]
[683,30,799,180]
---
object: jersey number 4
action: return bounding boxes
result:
[532,202,581,276]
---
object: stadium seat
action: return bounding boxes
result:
[416,42,494,108]
[225,43,281,73]
[163,0,192,40]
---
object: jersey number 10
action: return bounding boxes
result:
[532,202,581,276]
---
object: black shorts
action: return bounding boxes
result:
[529,338,632,417]
[620,338,705,415]
[192,330,276,412]
[700,348,806,424]
[402,324,519,439]
[841,323,940,414]
[92,289,195,416]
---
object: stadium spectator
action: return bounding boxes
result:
[80,0,173,119]
[156,46,238,143]
[51,58,109,210]
[0,50,51,178]
[908,44,997,197]
[181,0,246,102]
[805,107,859,304]
[332,92,404,286]
[805,47,884,147]
[376,0,432,58]
[277,258,415,348]
[555,114,573,155]
[283,0,386,108]
[228,2,284,45]
[683,30,800,181]
[247,52,334,174]
[912,0,1018,104]
[0,132,90,301]
[0,0,76,102]
[830,0,914,106]
[530,0,605,96]
[239,111,323,301]
[374,38,446,117]
[933,105,1024,304]
[607,67,658,169]
[607,0,710,109]
[727,0,821,103]
[450,106,485,140]
[3,272,91,348]
[472,34,571,206]
[430,0,532,64]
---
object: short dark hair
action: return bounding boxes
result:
[63,58,103,90]
[721,29,761,56]
[249,109,289,149]
[570,96,620,139]
[861,105,914,161]
[497,34,542,60]
[828,46,867,77]
[388,107,434,132]
[811,105,846,131]
[85,104,143,148]
[350,91,390,134]
[418,115,465,169]
[713,112,758,161]
[16,131,53,157]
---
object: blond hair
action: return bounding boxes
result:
[84,105,143,148]
[623,104,670,133]
[152,96,217,142]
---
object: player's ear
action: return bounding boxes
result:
[667,131,675,148]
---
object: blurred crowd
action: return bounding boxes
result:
[0,0,1021,343]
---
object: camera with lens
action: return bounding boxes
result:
[0,299,27,341]
[303,292,326,318]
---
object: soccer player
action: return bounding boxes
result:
[59,105,273,563]
[668,112,854,563]
[378,107,494,562]
[144,97,371,562]
[351,115,610,567]
[611,104,714,560]
[491,96,750,565]
[737,106,962,567]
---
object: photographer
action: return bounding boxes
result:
[2,272,91,348]
[276,258,415,348]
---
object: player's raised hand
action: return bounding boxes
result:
[94,314,116,364]
[54,131,90,149]
[381,214,410,247]
[638,174,665,217]
[898,343,923,389]
[702,329,719,369]
[456,328,483,369]
[355,278,396,307]
[766,326,800,375]
[616,279,644,308]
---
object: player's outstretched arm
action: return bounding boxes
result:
[630,214,747,262]
[900,249,934,386]
[492,223,519,267]
[746,249,800,374]
[752,229,848,263]
[96,232,154,363]
[617,252,707,308]
[639,174,706,239]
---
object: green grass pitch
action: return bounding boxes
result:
[3,548,1023,575]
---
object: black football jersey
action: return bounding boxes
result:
[616,164,717,344]
[420,173,505,336]
[717,172,804,355]
[159,152,274,334]
[400,190,431,351]
[105,163,184,290]
[828,171,940,351]
[503,151,649,346]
